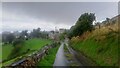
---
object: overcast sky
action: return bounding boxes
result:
[1,0,119,2]
[1,2,118,32]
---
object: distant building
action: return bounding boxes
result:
[49,31,55,40]
[48,28,68,40]
[13,31,20,38]
[48,31,59,41]
[59,28,66,34]
[54,31,59,41]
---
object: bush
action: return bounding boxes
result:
[8,39,25,59]
[13,39,24,46]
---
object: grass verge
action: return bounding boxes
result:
[36,45,60,67]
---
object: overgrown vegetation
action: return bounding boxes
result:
[67,13,119,66]
[70,22,118,66]
[8,38,25,59]
[36,45,59,67]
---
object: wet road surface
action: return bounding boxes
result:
[53,42,68,66]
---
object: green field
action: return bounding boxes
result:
[37,45,59,66]
[2,44,13,61]
[1,38,52,67]
[70,25,118,66]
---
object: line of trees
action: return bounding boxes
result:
[2,28,49,45]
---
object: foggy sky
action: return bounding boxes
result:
[2,2,118,32]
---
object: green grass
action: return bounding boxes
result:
[2,44,13,61]
[71,31,118,66]
[20,38,52,54]
[37,45,59,67]
[1,38,52,66]
[0,47,1,59]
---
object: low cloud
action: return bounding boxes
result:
[2,2,118,32]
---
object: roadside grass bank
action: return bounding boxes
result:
[70,23,118,66]
[64,43,96,66]
[1,38,52,67]
[36,44,60,67]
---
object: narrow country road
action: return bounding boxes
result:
[53,39,93,67]
[53,42,68,66]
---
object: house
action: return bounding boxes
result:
[59,28,65,34]
[48,31,55,40]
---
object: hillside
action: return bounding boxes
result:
[70,20,119,66]
[1,38,52,67]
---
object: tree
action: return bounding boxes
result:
[69,13,96,38]
[20,30,28,39]
[40,31,49,39]
[2,32,15,44]
[30,28,41,38]
[9,38,25,59]
[13,38,24,46]
[7,33,15,43]
[106,18,110,26]
[106,18,110,23]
